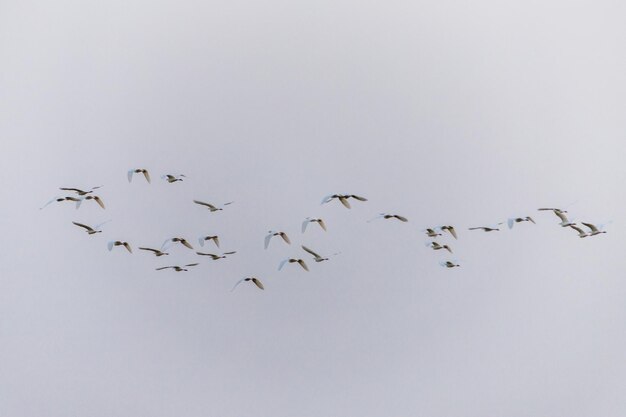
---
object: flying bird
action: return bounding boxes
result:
[440,225,457,239]
[138,247,170,256]
[301,217,327,233]
[321,194,367,209]
[40,196,82,210]
[568,225,589,238]
[59,185,103,196]
[195,251,236,260]
[468,226,501,232]
[367,213,409,223]
[127,168,151,183]
[162,237,194,250]
[440,261,460,268]
[193,200,233,212]
[264,231,291,249]
[301,245,339,262]
[78,195,105,209]
[161,174,186,183]
[198,235,220,248]
[507,216,536,229]
[108,240,132,253]
[156,263,199,272]
[71,220,110,235]
[424,228,442,238]
[278,258,309,271]
[427,241,453,254]
[581,222,608,236]
[231,277,265,291]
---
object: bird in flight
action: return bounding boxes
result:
[321,194,367,209]
[440,261,460,268]
[468,226,501,232]
[424,228,442,238]
[264,231,291,249]
[193,200,234,212]
[59,185,103,196]
[156,263,199,272]
[301,217,327,233]
[507,216,535,229]
[71,220,111,235]
[198,235,220,248]
[278,258,309,271]
[581,222,608,236]
[195,251,237,260]
[127,168,151,183]
[40,195,82,210]
[108,240,132,253]
[231,277,265,291]
[427,241,453,254]
[77,195,105,209]
[440,225,458,239]
[162,237,194,250]
[568,225,589,238]
[161,174,186,183]
[138,247,170,256]
[301,245,338,262]
[367,213,409,222]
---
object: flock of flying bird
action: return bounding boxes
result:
[41,168,610,291]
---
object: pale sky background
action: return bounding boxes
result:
[1,0,626,416]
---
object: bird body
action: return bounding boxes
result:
[468,226,500,232]
[162,174,186,183]
[568,225,589,238]
[78,195,105,209]
[440,261,460,268]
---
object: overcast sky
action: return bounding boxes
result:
[1,0,626,416]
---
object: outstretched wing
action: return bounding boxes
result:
[298,260,309,271]
[301,245,321,258]
[301,219,309,233]
[280,233,291,244]
[142,170,151,183]
[264,233,272,250]
[72,221,93,232]
[127,169,134,183]
[318,219,327,231]
[278,259,289,271]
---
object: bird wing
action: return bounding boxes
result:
[350,195,367,201]
[142,170,151,183]
[107,241,114,251]
[395,215,409,222]
[448,227,457,239]
[223,251,236,255]
[318,219,327,231]
[123,242,132,253]
[193,200,212,208]
[264,233,272,249]
[198,237,205,247]
[212,236,220,248]
[94,196,105,209]
[252,278,264,290]
[93,220,112,230]
[507,218,515,229]
[320,195,333,205]
[72,221,94,232]
[527,216,536,224]
[298,260,309,271]
[231,278,246,292]
[59,187,83,193]
[581,222,599,233]
[161,238,173,251]
[185,263,199,267]
[181,239,194,249]
[555,211,568,222]
[156,266,174,271]
[278,259,289,271]
[280,233,291,244]
[301,219,309,233]
[301,245,321,258]
[139,247,158,253]
[445,246,453,254]
[569,225,586,236]
[338,197,351,208]
[127,170,134,182]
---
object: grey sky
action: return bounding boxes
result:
[1,0,626,416]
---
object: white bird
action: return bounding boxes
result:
[40,195,82,210]
[301,245,338,262]
[367,213,409,223]
[108,240,132,253]
[552,211,576,227]
[162,237,194,250]
[568,225,589,238]
[198,235,220,248]
[302,217,327,233]
[71,220,110,235]
[139,247,170,256]
[195,251,236,260]
[507,216,536,229]
[231,277,265,291]
[440,225,457,239]
[321,194,367,209]
[156,263,199,272]
[440,260,460,268]
[426,241,453,254]
[538,207,568,214]
[581,222,608,236]
[127,168,151,183]
[59,185,103,196]
[278,258,309,271]
[193,200,233,212]
[77,195,105,209]
[161,174,186,183]
[264,231,291,249]
[468,226,501,232]
[424,228,442,238]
